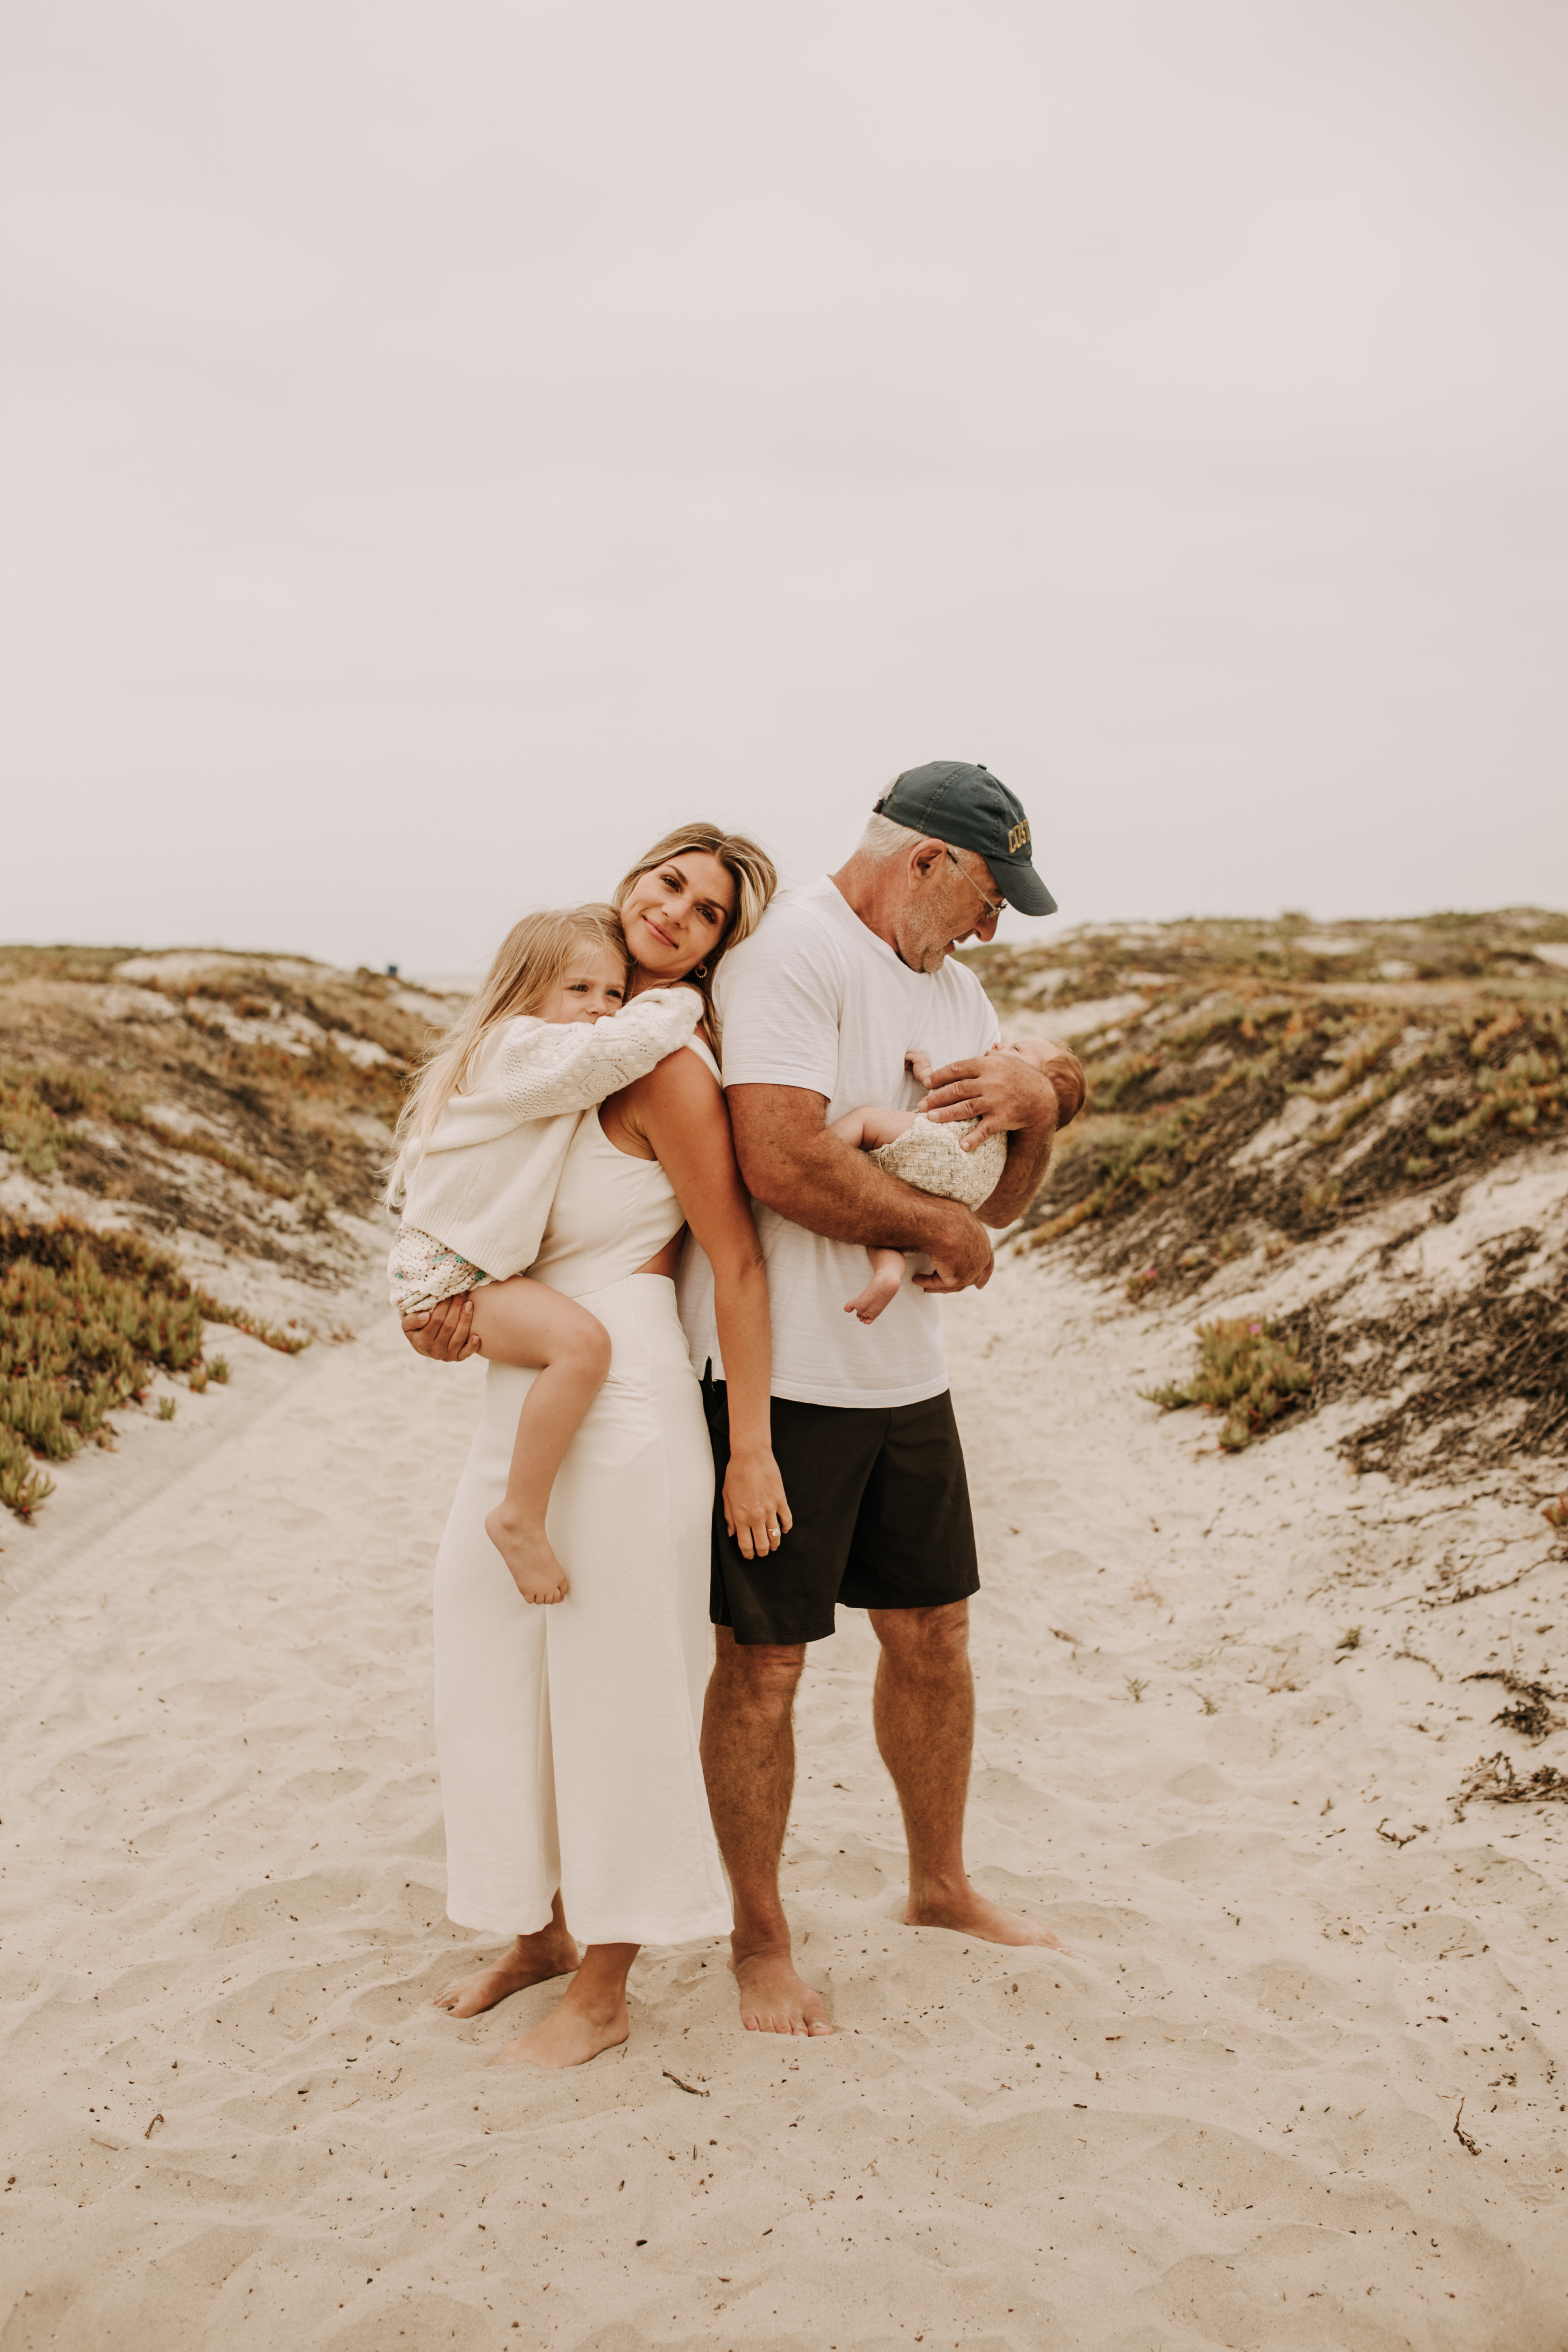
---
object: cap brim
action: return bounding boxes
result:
[993,861,1057,917]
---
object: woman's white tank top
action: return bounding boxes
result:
[528,1039,717,1299]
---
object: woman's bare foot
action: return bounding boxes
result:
[432,1918,580,2018]
[489,1990,629,2069]
[905,1878,1068,1952]
[732,1943,833,2036]
[489,1944,637,2068]
[484,1508,569,1603]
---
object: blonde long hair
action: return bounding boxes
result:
[613,822,777,1043]
[389,903,628,1185]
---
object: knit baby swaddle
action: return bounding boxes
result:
[869,1112,1006,1211]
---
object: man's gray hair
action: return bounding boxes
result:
[856,809,926,863]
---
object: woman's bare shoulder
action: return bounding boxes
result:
[630,1040,723,1106]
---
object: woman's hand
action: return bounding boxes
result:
[722,1444,792,1562]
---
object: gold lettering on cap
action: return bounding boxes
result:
[1008,820,1030,854]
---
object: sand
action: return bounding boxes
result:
[4,1242,1568,2351]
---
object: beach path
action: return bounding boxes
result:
[2,1273,1566,2351]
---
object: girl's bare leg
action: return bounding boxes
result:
[432,1892,581,2016]
[845,1246,907,1324]
[467,1278,611,1602]
[489,1941,637,2068]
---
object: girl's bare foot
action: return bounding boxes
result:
[432,1922,580,2017]
[484,1508,569,1603]
[490,1984,629,2068]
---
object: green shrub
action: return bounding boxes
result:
[192,1291,310,1354]
[296,1169,334,1229]
[1286,1015,1403,1104]
[0,1424,54,1518]
[1142,1316,1312,1452]
[0,1214,306,1521]
[0,1056,300,1202]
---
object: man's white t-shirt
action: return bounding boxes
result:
[676,875,1000,1410]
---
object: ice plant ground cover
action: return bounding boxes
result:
[1141,1315,1312,1452]
[0,1214,301,1523]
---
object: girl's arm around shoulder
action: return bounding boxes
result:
[494,989,702,1120]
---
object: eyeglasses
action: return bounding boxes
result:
[945,847,1006,921]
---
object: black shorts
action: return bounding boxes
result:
[701,1372,980,1647]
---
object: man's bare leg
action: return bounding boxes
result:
[431,1891,581,2017]
[701,1630,832,2036]
[869,1600,1065,1951]
[490,1941,635,2068]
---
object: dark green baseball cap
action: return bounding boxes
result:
[875,761,1055,917]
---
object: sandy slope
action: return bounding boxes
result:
[3,1262,1568,2352]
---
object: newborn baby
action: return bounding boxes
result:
[832,1039,1082,1323]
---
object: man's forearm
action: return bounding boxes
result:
[738,1126,964,1254]
[979,1115,1057,1228]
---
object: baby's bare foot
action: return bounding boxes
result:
[844,1270,903,1326]
[485,1509,568,1603]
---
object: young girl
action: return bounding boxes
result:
[386,904,701,1603]
[833,1037,1086,1322]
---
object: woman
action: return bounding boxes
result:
[411,824,786,2068]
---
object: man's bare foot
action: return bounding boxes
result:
[432,1925,580,2018]
[905,1882,1068,1951]
[732,1944,833,2036]
[484,1508,568,1603]
[489,1989,628,2069]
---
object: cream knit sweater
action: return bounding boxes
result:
[388,987,702,1282]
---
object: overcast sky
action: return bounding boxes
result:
[3,0,1564,975]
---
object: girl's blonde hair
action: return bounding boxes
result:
[612,822,777,1043]
[391,903,628,1180]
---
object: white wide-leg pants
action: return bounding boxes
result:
[433,1272,730,1947]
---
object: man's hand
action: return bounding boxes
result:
[912,1200,994,1294]
[917,1051,1064,1149]
[401,1291,483,1360]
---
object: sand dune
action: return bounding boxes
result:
[4,1251,1568,2350]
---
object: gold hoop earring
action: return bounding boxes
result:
[693,962,708,980]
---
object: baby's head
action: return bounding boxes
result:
[984,1036,1087,1123]
[483,904,631,1029]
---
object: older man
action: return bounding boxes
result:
[678,761,1084,2038]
